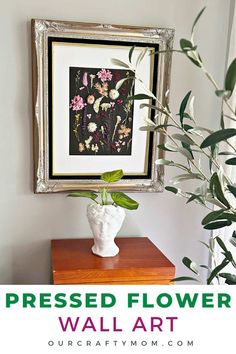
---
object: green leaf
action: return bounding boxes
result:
[220,112,225,129]
[155,159,174,166]
[218,151,236,156]
[170,276,199,283]
[215,236,228,253]
[200,129,236,148]
[225,157,236,165]
[171,173,203,184]
[111,192,139,210]
[227,184,236,198]
[225,58,236,96]
[204,220,232,230]
[172,133,194,145]
[111,58,130,69]
[67,191,98,201]
[129,45,135,63]
[177,147,194,160]
[180,39,194,51]
[191,6,206,34]
[101,169,124,183]
[213,212,236,223]
[215,89,231,98]
[207,259,229,284]
[219,273,236,285]
[182,257,199,275]
[136,47,148,66]
[127,94,152,101]
[201,209,225,225]
[139,103,168,115]
[182,142,194,160]
[115,77,133,91]
[179,91,192,126]
[210,173,230,208]
[165,186,178,194]
[157,144,174,152]
[200,265,210,270]
[183,124,194,131]
[139,126,156,132]
[186,194,204,205]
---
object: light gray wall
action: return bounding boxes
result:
[0,0,230,284]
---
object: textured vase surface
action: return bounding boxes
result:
[87,204,125,257]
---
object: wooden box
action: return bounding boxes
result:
[51,237,175,285]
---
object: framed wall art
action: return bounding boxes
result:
[31,19,174,193]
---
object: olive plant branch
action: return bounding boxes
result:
[162,128,210,181]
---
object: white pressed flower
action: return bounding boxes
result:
[87,122,97,133]
[101,103,111,111]
[91,144,99,153]
[109,89,120,100]
[85,136,93,149]
[117,115,121,123]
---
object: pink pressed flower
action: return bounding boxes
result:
[82,72,88,87]
[70,95,86,111]
[96,69,113,82]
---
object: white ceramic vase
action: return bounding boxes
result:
[87,203,125,257]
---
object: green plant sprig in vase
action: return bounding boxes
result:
[68,169,139,257]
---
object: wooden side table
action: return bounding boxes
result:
[51,237,175,285]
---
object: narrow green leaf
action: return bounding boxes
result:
[101,169,124,183]
[218,151,236,156]
[186,193,204,205]
[201,209,225,225]
[111,58,130,69]
[219,273,236,285]
[129,45,135,63]
[157,144,174,152]
[225,157,236,165]
[177,147,194,160]
[182,257,199,275]
[191,6,206,34]
[67,191,98,201]
[172,133,194,145]
[204,220,232,230]
[200,265,210,270]
[140,103,168,115]
[165,186,178,194]
[183,124,193,131]
[215,89,231,98]
[181,142,194,160]
[179,91,192,126]
[225,58,236,96]
[220,112,225,129]
[200,129,236,148]
[170,276,199,283]
[227,184,236,198]
[215,236,228,252]
[210,173,230,209]
[155,159,174,166]
[111,192,139,210]
[139,126,156,132]
[136,47,148,66]
[171,173,203,184]
[207,259,229,284]
[127,94,152,101]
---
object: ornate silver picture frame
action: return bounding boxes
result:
[32,19,174,193]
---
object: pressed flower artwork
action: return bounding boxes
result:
[69,67,134,155]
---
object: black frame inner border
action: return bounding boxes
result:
[48,37,159,180]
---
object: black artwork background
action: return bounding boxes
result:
[69,67,135,155]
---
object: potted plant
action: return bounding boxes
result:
[68,169,139,257]
[113,7,236,283]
